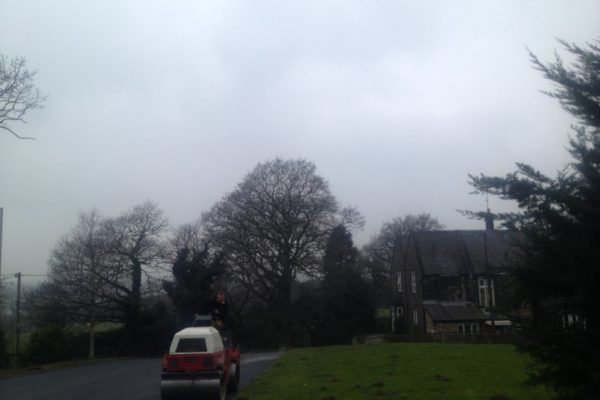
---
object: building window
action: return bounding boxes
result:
[459,324,479,335]
[469,324,479,335]
[413,309,418,325]
[397,271,403,293]
[411,271,417,294]
[561,312,588,331]
[478,278,495,308]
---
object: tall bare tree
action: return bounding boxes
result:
[203,158,358,338]
[45,209,114,359]
[0,54,46,140]
[171,219,204,255]
[364,213,444,305]
[102,200,169,342]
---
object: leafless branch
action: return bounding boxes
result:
[0,54,46,140]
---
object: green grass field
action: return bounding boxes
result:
[238,343,553,400]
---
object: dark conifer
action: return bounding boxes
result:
[469,39,600,399]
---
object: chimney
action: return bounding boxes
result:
[484,208,494,231]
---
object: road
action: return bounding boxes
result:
[0,352,282,400]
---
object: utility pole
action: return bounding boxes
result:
[0,208,3,311]
[15,271,21,366]
[0,207,3,277]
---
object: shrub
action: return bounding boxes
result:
[25,325,71,364]
[0,327,8,368]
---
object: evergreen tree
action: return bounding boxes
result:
[163,245,224,327]
[469,39,600,399]
[319,225,374,345]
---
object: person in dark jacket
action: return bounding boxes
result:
[209,289,229,330]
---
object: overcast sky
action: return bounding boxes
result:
[1,1,599,280]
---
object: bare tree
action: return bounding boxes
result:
[28,203,170,355]
[0,54,46,140]
[171,219,205,256]
[203,158,359,337]
[102,200,169,341]
[46,209,114,359]
[363,213,444,305]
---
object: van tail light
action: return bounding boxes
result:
[163,355,180,371]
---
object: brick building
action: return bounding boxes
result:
[391,228,522,335]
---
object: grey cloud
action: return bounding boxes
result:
[0,0,598,276]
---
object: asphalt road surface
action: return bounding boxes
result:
[0,352,282,400]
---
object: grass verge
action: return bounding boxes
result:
[237,342,552,400]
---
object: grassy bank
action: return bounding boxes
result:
[238,342,552,400]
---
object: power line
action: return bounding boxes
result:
[1,273,47,278]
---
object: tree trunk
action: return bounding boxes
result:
[88,323,96,360]
[279,266,293,344]
[128,258,142,346]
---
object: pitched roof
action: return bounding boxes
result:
[402,230,523,276]
[424,301,488,322]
